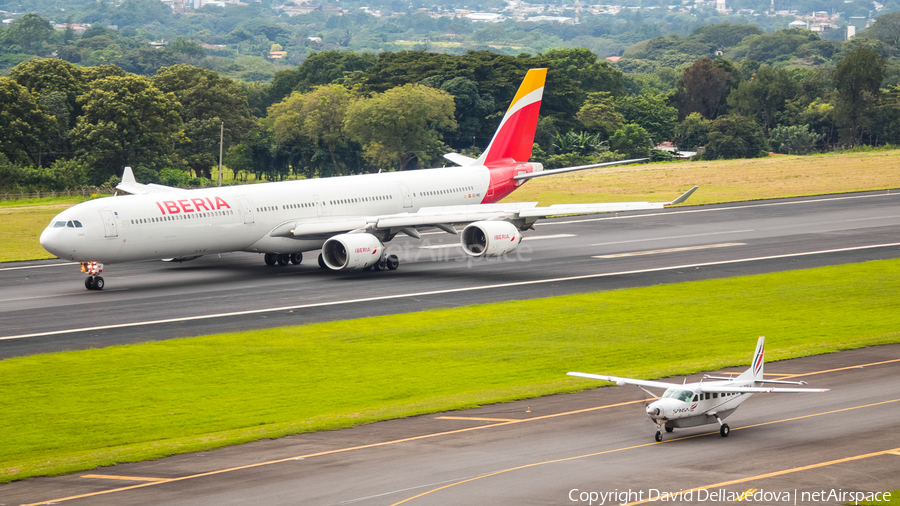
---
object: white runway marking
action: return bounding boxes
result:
[0,262,79,271]
[593,243,745,259]
[537,191,900,226]
[418,234,575,249]
[523,234,575,241]
[3,241,900,342]
[591,230,754,246]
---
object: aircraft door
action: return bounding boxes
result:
[99,210,118,238]
[314,195,323,217]
[238,198,254,224]
[398,183,412,208]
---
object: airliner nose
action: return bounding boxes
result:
[40,227,58,255]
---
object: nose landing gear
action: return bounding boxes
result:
[81,261,105,291]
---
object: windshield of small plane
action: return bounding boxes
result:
[662,389,695,403]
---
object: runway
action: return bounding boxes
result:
[3,343,898,505]
[2,190,900,358]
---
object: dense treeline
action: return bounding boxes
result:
[3,19,900,192]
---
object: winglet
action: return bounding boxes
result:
[666,186,699,206]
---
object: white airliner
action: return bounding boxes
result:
[569,337,829,442]
[40,68,697,290]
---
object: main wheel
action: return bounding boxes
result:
[93,276,104,291]
[318,253,326,269]
[290,253,302,265]
[720,424,730,437]
[655,431,662,442]
[264,253,277,266]
[386,254,399,271]
[85,276,95,290]
[665,426,674,433]
[277,253,290,266]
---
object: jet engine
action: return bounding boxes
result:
[460,221,522,257]
[321,233,384,271]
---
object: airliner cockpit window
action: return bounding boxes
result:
[73,220,82,227]
[53,221,66,228]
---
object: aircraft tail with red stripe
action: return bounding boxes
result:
[476,68,547,167]
[737,336,766,382]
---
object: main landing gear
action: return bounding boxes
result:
[715,414,730,437]
[81,261,105,291]
[264,252,303,267]
[363,254,400,272]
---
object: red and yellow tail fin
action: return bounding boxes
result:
[476,68,546,167]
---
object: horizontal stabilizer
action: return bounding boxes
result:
[116,167,185,195]
[513,158,648,181]
[443,153,478,167]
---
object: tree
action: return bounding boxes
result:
[267,50,377,107]
[674,58,741,120]
[267,84,356,177]
[863,11,900,49]
[439,76,494,150]
[3,13,54,54]
[0,77,58,167]
[726,65,798,133]
[704,115,768,159]
[8,59,85,127]
[152,65,257,178]
[71,75,185,184]
[344,84,456,171]
[674,112,711,150]
[576,92,625,139]
[832,45,886,145]
[614,94,678,143]
[608,124,652,159]
[769,124,823,154]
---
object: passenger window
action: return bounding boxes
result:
[713,393,718,399]
[705,393,710,400]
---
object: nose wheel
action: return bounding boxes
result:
[85,276,104,291]
[655,431,662,442]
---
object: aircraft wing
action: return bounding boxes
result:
[567,372,677,390]
[698,385,829,394]
[116,167,186,195]
[370,186,697,230]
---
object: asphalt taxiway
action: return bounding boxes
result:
[3,343,898,506]
[2,190,900,358]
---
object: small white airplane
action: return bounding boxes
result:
[568,337,829,442]
[40,68,698,290]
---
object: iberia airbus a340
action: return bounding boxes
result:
[40,68,698,290]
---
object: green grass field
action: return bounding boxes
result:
[2,258,899,483]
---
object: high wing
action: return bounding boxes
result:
[697,385,830,394]
[116,167,186,195]
[567,372,678,390]
[278,187,698,239]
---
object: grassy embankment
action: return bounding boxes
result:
[2,258,899,483]
[4,149,899,263]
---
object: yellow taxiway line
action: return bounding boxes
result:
[21,358,899,506]
[390,398,900,505]
[80,475,169,482]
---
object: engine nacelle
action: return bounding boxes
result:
[321,233,384,271]
[460,221,522,258]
